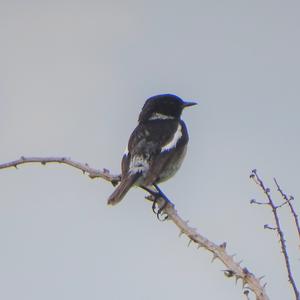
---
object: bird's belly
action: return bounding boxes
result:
[157,146,187,183]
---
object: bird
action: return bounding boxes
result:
[107,94,196,206]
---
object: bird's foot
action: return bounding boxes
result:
[151,195,168,221]
[142,185,174,221]
[152,185,174,221]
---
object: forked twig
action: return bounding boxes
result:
[250,170,299,300]
[273,178,300,241]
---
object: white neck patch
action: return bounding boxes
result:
[161,123,182,152]
[148,112,174,121]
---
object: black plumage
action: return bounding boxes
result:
[107,94,196,205]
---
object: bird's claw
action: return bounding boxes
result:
[151,192,169,221]
[143,185,173,221]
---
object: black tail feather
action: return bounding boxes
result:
[107,174,140,205]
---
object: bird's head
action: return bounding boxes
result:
[138,94,197,122]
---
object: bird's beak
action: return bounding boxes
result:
[183,101,197,108]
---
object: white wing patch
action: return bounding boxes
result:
[149,113,175,120]
[129,155,149,174]
[161,123,182,152]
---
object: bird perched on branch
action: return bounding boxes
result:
[107,94,196,206]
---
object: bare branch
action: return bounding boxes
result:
[162,201,269,300]
[251,170,299,300]
[273,178,300,241]
[0,156,121,183]
[0,157,270,300]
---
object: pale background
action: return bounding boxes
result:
[0,1,299,299]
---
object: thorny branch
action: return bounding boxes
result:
[0,156,121,183]
[0,157,270,300]
[250,170,299,300]
[273,178,300,241]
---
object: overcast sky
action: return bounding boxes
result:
[0,1,299,299]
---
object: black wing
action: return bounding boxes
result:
[121,119,188,185]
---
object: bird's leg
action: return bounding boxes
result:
[141,185,173,221]
[153,184,172,204]
[153,184,174,220]
[141,186,159,214]
[141,187,162,216]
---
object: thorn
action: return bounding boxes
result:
[258,275,265,282]
[178,230,184,237]
[251,169,257,174]
[41,161,46,165]
[220,242,227,249]
[103,168,110,174]
[20,156,25,160]
[263,282,267,289]
[242,279,247,289]
[211,254,218,263]
[235,275,241,285]
[187,239,192,247]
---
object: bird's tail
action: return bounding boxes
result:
[107,174,140,205]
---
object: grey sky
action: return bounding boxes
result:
[0,1,299,299]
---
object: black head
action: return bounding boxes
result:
[138,94,196,122]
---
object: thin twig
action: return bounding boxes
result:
[251,170,299,300]
[0,156,121,182]
[0,157,270,300]
[273,178,300,241]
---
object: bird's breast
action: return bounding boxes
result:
[157,145,187,183]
